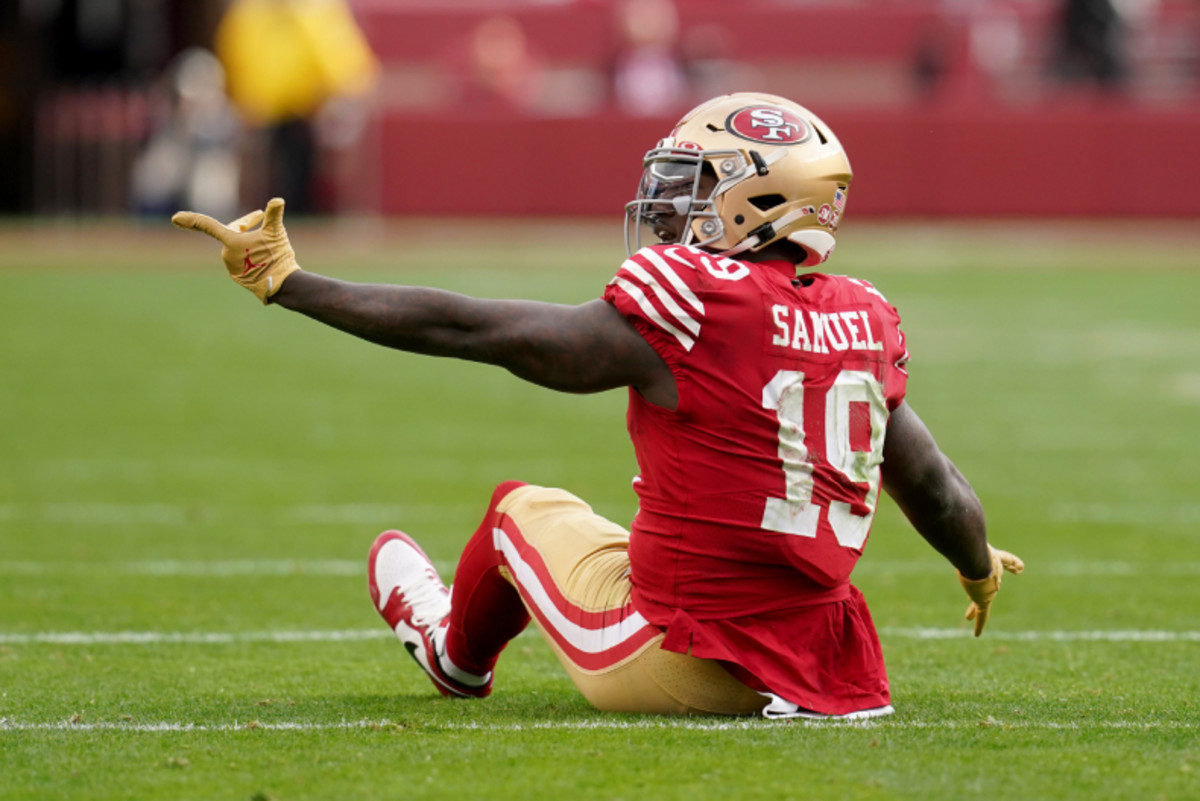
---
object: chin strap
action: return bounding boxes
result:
[718,208,837,267]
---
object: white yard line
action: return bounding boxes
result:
[1048,502,1200,526]
[0,559,453,576]
[1,627,1197,646]
[0,717,1194,733]
[880,627,1200,642]
[0,629,393,645]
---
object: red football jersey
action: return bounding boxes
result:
[602,243,909,714]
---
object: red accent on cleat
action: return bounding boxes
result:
[368,530,492,698]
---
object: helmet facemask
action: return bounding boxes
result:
[624,146,750,256]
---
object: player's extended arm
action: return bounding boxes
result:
[280,272,676,406]
[172,199,677,409]
[881,402,1023,635]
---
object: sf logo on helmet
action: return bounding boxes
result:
[726,106,811,145]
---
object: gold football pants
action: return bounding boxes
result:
[483,483,764,716]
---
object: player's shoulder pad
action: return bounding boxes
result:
[834,275,908,367]
[607,244,711,353]
[833,275,900,314]
[624,243,703,276]
[613,244,711,298]
[833,275,889,303]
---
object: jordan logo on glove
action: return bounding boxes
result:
[241,249,266,276]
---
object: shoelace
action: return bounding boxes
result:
[403,567,452,629]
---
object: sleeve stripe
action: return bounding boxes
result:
[611,276,696,351]
[619,258,701,336]
[640,249,705,315]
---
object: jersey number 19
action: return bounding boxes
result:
[760,369,888,549]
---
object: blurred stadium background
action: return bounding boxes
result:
[1,0,1198,222]
[3,6,1199,798]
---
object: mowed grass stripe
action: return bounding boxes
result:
[5,501,1200,525]
[2,718,1196,733]
[0,502,475,526]
[3,627,1198,645]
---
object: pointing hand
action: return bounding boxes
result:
[172,198,301,304]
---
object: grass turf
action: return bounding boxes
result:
[0,218,1198,800]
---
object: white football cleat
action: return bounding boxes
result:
[368,530,492,698]
[762,694,894,721]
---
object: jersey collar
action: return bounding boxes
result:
[754,259,800,281]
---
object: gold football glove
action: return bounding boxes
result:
[172,198,300,304]
[958,545,1024,637]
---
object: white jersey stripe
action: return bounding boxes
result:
[619,259,700,336]
[493,526,653,653]
[639,248,705,315]
[611,276,696,351]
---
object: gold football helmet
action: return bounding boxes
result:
[625,93,852,266]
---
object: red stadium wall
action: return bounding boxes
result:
[832,104,1200,217]
[357,0,1200,218]
[375,105,1200,218]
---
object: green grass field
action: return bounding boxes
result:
[1,218,1198,800]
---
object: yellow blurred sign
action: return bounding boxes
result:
[216,0,379,125]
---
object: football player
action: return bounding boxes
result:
[174,92,1023,720]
